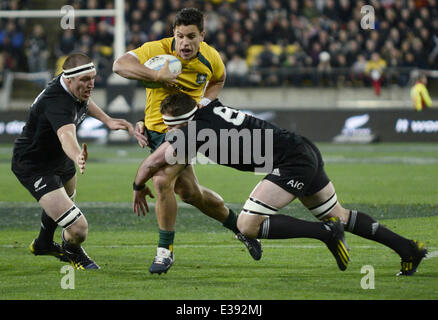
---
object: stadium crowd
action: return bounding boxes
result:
[1,0,437,88]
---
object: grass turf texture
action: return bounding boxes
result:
[0,143,437,300]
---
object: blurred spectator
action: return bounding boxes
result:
[0,20,25,71]
[351,54,367,86]
[226,53,249,87]
[56,29,75,57]
[25,24,49,74]
[254,41,280,86]
[365,52,387,96]
[301,0,319,21]
[316,51,332,86]
[0,49,5,86]
[8,0,431,87]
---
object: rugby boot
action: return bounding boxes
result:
[323,217,350,271]
[149,247,174,275]
[236,233,263,261]
[62,242,100,270]
[29,238,69,262]
[397,240,428,276]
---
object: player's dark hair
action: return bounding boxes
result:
[173,7,204,32]
[62,52,92,70]
[160,92,197,116]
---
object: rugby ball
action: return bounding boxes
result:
[142,54,182,88]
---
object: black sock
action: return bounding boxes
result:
[257,214,331,241]
[36,210,58,245]
[347,210,411,258]
[222,208,239,234]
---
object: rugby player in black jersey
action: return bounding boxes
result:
[11,53,134,270]
[132,93,427,276]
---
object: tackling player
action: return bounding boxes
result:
[132,93,428,276]
[11,52,134,270]
[113,8,261,274]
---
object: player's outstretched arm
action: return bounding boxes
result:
[132,142,171,216]
[87,99,134,135]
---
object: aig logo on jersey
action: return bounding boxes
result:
[287,179,304,190]
[196,73,207,85]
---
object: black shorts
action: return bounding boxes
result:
[11,157,76,201]
[264,137,330,198]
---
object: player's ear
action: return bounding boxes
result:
[200,31,206,41]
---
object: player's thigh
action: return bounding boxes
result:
[59,160,76,194]
[249,179,296,209]
[39,187,75,220]
[63,174,77,197]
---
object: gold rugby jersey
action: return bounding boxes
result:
[130,37,225,133]
[410,82,432,112]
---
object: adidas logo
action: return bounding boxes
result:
[271,168,281,176]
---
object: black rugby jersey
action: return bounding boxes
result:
[12,75,89,173]
[166,99,304,173]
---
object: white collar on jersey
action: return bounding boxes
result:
[60,75,74,97]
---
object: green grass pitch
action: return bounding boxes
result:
[1,142,437,300]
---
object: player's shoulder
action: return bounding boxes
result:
[199,41,221,58]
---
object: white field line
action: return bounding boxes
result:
[425,250,438,259]
[0,244,373,249]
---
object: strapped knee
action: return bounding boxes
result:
[308,193,338,220]
[55,205,83,229]
[242,197,278,216]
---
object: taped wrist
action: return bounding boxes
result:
[199,97,212,106]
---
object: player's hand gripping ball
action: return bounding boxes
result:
[142,54,182,88]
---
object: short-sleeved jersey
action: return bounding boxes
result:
[130,37,225,133]
[166,100,305,173]
[12,75,89,174]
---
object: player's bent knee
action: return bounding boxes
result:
[153,175,174,194]
[237,214,258,238]
[237,212,266,238]
[56,205,88,242]
[238,197,278,237]
[55,205,83,229]
[308,192,338,220]
[176,187,201,205]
